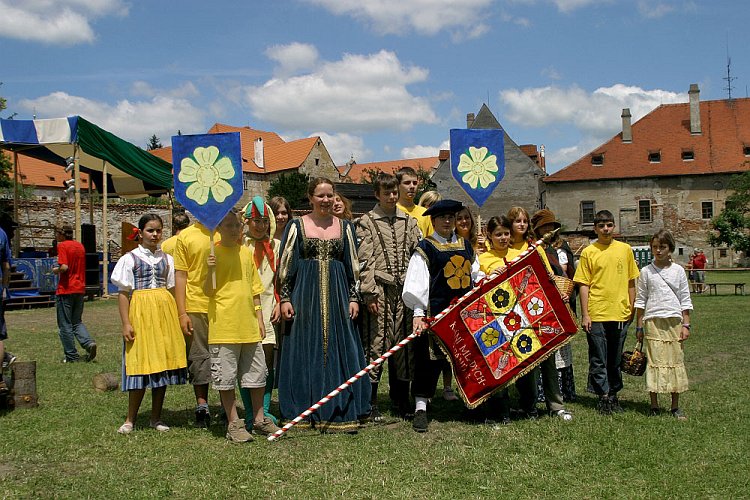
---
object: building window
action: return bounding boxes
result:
[638,200,652,222]
[243,178,249,190]
[591,154,604,166]
[681,150,694,161]
[744,145,750,156]
[580,201,595,224]
[648,151,661,163]
[701,201,714,219]
[678,247,684,256]
[719,249,727,258]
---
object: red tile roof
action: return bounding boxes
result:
[338,156,439,182]
[4,151,90,189]
[150,123,319,174]
[545,97,750,183]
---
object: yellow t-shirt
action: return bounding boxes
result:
[398,203,434,238]
[160,234,178,256]
[208,244,264,344]
[573,239,640,322]
[505,240,552,273]
[479,247,509,274]
[172,223,221,314]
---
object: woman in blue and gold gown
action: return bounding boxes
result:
[277,177,370,433]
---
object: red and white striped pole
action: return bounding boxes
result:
[267,331,421,441]
[268,238,546,442]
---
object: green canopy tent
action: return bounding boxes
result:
[0,116,175,293]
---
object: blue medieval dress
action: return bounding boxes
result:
[277,218,371,432]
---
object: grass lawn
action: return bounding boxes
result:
[1,294,749,499]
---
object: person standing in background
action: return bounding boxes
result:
[53,225,97,363]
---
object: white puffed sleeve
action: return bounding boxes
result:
[402,252,430,317]
[110,253,135,292]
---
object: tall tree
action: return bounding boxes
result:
[709,171,750,254]
[267,172,310,210]
[146,134,163,150]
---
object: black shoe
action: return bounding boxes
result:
[371,405,385,424]
[195,406,211,428]
[85,343,97,362]
[609,395,624,414]
[2,352,17,369]
[649,407,661,417]
[412,410,428,432]
[597,396,611,415]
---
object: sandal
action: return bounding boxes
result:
[671,408,687,421]
[117,422,134,434]
[150,421,170,432]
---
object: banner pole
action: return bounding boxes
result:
[267,237,547,442]
[268,331,422,441]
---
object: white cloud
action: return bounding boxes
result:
[265,42,320,77]
[18,88,205,147]
[550,0,605,13]
[245,49,439,133]
[310,132,371,165]
[306,0,494,37]
[500,83,685,134]
[500,83,687,171]
[401,139,449,159]
[637,0,675,19]
[0,0,128,45]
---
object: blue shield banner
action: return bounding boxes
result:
[450,129,505,207]
[172,132,243,230]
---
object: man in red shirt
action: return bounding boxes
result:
[53,226,96,362]
[691,248,708,294]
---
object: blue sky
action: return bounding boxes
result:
[2,0,749,173]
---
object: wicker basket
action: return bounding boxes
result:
[622,340,647,376]
[553,275,575,298]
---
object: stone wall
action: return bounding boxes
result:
[10,199,172,257]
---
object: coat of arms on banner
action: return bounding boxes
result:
[172,132,243,229]
[429,248,578,408]
[450,128,505,207]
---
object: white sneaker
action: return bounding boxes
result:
[554,410,573,421]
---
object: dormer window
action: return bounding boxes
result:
[591,154,604,166]
[681,150,694,161]
[648,151,661,163]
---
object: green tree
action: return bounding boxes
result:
[267,172,310,210]
[146,134,163,150]
[709,171,750,253]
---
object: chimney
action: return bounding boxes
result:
[539,144,546,173]
[621,108,632,143]
[466,113,475,128]
[689,83,701,135]
[254,137,264,169]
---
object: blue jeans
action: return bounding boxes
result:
[586,321,629,396]
[56,294,94,361]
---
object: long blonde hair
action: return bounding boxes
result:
[507,206,531,243]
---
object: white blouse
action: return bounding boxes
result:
[402,232,480,317]
[110,245,175,292]
[634,262,692,321]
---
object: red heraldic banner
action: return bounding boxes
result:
[429,248,578,408]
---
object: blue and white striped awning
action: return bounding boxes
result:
[1,116,171,197]
[0,116,78,145]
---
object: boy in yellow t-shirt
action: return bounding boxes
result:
[573,210,639,415]
[396,166,434,238]
[204,210,280,443]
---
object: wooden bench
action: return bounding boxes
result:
[706,283,746,296]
